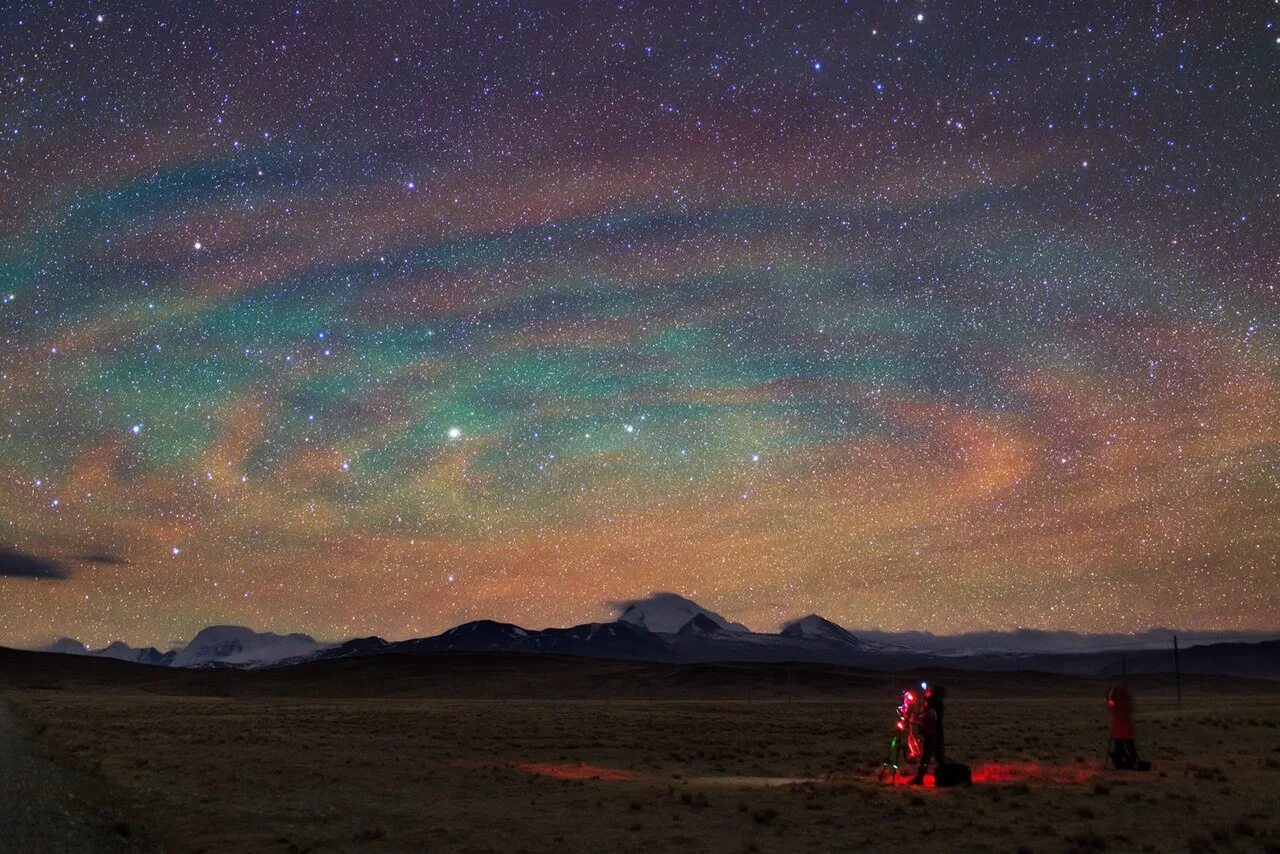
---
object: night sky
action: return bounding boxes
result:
[2,1,1278,648]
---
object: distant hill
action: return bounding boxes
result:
[5,645,1277,702]
[1098,640,1280,680]
[41,625,331,669]
[24,596,1280,680]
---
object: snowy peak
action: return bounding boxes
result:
[94,641,173,666]
[436,620,530,649]
[780,614,865,647]
[615,592,749,635]
[95,641,140,660]
[43,637,172,666]
[171,625,329,668]
[315,636,390,661]
[441,620,528,637]
[532,620,675,660]
[677,613,725,635]
[406,619,674,661]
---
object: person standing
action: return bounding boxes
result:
[910,685,946,784]
[1106,686,1138,769]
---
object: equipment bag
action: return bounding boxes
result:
[935,762,972,787]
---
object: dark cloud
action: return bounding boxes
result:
[0,547,69,580]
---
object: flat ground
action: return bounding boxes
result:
[0,701,137,853]
[2,658,1278,853]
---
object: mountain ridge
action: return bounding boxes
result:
[32,598,1280,680]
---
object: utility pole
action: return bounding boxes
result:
[1173,634,1182,705]
[1120,651,1127,687]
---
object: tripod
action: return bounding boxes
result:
[879,724,918,781]
[878,688,924,782]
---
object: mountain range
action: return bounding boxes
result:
[35,593,1280,679]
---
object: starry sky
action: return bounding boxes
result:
[2,1,1278,648]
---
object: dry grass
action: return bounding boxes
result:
[7,686,1280,853]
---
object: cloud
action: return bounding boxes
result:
[0,547,69,580]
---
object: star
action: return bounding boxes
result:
[0,0,1272,648]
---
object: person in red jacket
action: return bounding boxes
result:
[909,685,946,784]
[1106,686,1138,769]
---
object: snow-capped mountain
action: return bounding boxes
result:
[95,640,175,666]
[778,614,900,652]
[780,614,861,645]
[34,602,878,670]
[431,620,530,650]
[396,619,675,661]
[311,636,392,661]
[43,637,174,665]
[534,620,675,659]
[33,595,1273,676]
[677,613,727,636]
[615,592,749,634]
[170,625,331,668]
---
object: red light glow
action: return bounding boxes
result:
[515,762,643,781]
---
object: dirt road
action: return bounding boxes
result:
[0,700,136,853]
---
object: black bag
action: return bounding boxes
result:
[935,763,972,787]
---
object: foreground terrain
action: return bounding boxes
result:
[2,651,1278,852]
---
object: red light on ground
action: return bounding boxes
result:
[515,762,642,781]
[888,772,935,788]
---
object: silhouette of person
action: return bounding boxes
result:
[1107,686,1138,769]
[910,685,946,784]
